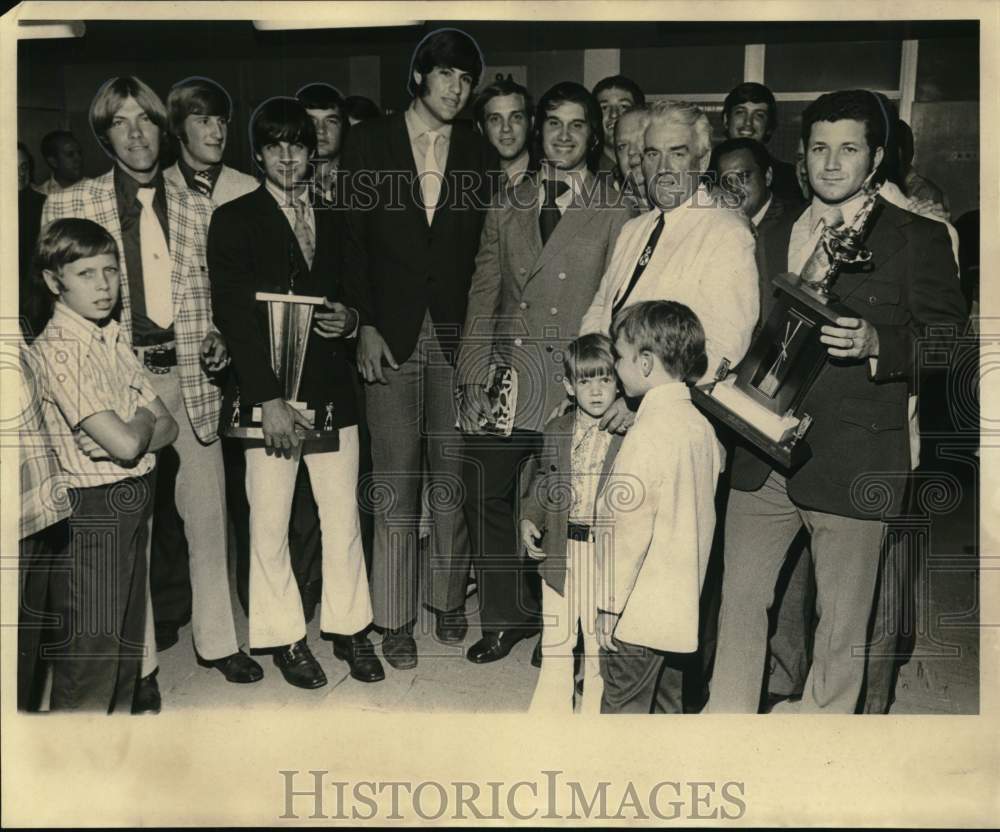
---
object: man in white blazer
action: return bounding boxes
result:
[580,100,759,432]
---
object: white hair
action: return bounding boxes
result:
[646,99,713,170]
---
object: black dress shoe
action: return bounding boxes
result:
[435,607,468,643]
[332,632,385,683]
[197,649,264,683]
[466,629,532,664]
[531,638,543,668]
[381,625,417,670]
[155,624,179,652]
[131,671,161,714]
[273,639,327,689]
[300,580,322,624]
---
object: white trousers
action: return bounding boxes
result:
[529,536,603,715]
[244,426,373,648]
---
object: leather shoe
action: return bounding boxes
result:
[466,629,533,664]
[131,671,161,714]
[381,625,417,670]
[155,624,179,652]
[531,639,542,668]
[332,633,385,683]
[197,649,264,683]
[435,607,468,643]
[273,639,327,689]
[300,579,322,624]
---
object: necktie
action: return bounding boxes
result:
[611,211,666,316]
[136,187,173,328]
[539,179,570,245]
[291,198,315,270]
[192,169,214,198]
[421,131,442,225]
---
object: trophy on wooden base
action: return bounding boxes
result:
[692,184,883,468]
[225,291,338,447]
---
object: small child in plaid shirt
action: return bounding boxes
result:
[30,218,178,712]
[520,333,623,714]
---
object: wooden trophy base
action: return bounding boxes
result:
[224,401,339,448]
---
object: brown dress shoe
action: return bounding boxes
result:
[435,607,468,643]
[381,625,417,670]
[273,638,327,689]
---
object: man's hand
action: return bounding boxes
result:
[313,299,358,339]
[199,331,229,372]
[520,519,545,560]
[260,398,312,458]
[458,384,491,434]
[546,396,573,424]
[357,325,398,384]
[596,610,620,652]
[598,397,636,435]
[820,316,880,360]
[75,430,111,461]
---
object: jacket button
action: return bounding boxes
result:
[869,296,877,305]
[519,267,527,274]
[545,345,553,353]
[550,307,558,315]
[558,272,566,280]
[514,338,523,347]
[519,301,528,310]
[871,422,879,430]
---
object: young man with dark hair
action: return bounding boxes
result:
[34,129,85,196]
[473,77,533,185]
[708,89,968,714]
[456,80,634,665]
[722,82,802,204]
[592,75,645,177]
[341,28,496,670]
[209,97,382,689]
[164,76,258,206]
[43,76,258,712]
[296,82,348,207]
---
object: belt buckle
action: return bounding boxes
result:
[142,343,173,374]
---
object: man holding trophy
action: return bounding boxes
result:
[208,97,383,689]
[707,90,967,713]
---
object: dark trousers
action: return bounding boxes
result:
[48,476,151,712]
[601,636,687,714]
[149,444,191,630]
[224,438,323,617]
[18,520,70,711]
[461,431,543,633]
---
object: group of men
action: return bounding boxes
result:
[18,26,968,714]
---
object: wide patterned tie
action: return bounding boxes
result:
[539,179,570,245]
[192,169,214,198]
[136,187,173,328]
[291,198,315,270]
[611,211,666,316]
[421,131,443,225]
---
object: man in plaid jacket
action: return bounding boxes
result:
[42,76,260,710]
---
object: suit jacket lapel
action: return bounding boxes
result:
[91,173,133,342]
[164,182,190,310]
[529,204,601,281]
[389,112,425,230]
[596,433,625,498]
[836,198,907,306]
[510,178,542,286]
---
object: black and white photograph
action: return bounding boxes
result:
[2,1,996,826]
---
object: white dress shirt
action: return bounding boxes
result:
[580,187,759,382]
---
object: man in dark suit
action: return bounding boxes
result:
[707,90,967,713]
[209,97,383,688]
[341,29,497,669]
[722,83,803,205]
[456,81,635,664]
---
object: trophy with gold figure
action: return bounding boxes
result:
[225,291,338,446]
[692,183,883,467]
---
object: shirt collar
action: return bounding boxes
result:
[49,301,119,349]
[114,163,164,208]
[635,381,691,421]
[539,167,593,205]
[808,190,868,233]
[751,193,773,228]
[405,101,454,144]
[264,177,310,211]
[178,155,222,190]
[503,153,531,185]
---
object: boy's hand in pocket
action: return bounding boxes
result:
[520,519,545,560]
